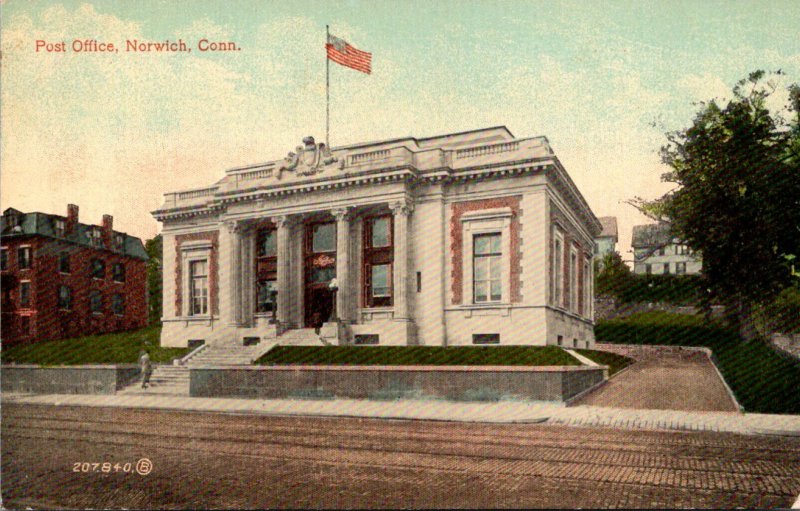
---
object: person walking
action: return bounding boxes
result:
[139,350,153,389]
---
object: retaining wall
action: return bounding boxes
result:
[190,365,606,402]
[1,365,141,395]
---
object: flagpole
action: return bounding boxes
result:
[326,24,330,148]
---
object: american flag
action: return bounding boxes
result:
[326,34,371,75]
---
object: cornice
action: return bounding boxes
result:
[152,155,578,224]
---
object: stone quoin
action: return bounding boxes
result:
[152,127,601,348]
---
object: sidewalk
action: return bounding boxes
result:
[4,392,800,436]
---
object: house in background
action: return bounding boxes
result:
[594,216,618,260]
[153,127,602,349]
[631,223,702,275]
[0,205,149,344]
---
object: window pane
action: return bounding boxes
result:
[474,258,488,280]
[371,264,390,297]
[489,256,501,279]
[474,282,488,302]
[310,266,336,283]
[257,280,277,312]
[474,235,489,255]
[260,230,276,257]
[191,260,207,277]
[490,280,502,301]
[371,217,390,248]
[490,234,501,253]
[312,223,336,252]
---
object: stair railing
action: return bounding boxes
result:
[175,343,208,366]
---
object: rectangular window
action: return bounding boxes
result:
[258,229,277,257]
[553,231,563,307]
[112,294,124,315]
[473,333,500,345]
[18,247,31,270]
[370,216,391,248]
[583,259,591,317]
[645,264,652,275]
[371,264,391,297]
[676,262,687,275]
[190,260,209,316]
[90,290,103,314]
[90,228,102,247]
[112,263,125,282]
[0,248,7,271]
[663,263,670,275]
[363,216,394,308]
[473,233,501,303]
[55,219,66,237]
[114,234,124,251]
[658,246,666,256]
[311,222,336,253]
[90,259,105,279]
[19,281,31,308]
[58,285,72,310]
[256,279,277,313]
[570,248,578,313]
[59,252,70,273]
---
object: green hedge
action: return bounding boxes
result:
[0,325,189,366]
[599,274,705,305]
[257,346,581,366]
[596,312,800,414]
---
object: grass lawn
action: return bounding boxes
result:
[596,311,800,414]
[575,349,634,376]
[257,345,582,366]
[0,325,190,366]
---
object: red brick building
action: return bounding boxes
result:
[1,205,149,345]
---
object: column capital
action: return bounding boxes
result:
[271,215,292,229]
[331,207,351,222]
[224,220,242,234]
[390,201,414,216]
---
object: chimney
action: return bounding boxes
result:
[102,214,113,248]
[66,204,79,234]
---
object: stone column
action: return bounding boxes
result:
[391,201,413,321]
[225,220,243,327]
[273,215,291,325]
[332,207,351,322]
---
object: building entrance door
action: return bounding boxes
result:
[303,221,337,328]
[305,286,334,328]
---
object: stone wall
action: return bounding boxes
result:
[770,333,800,362]
[1,365,140,394]
[190,365,606,402]
[593,295,726,321]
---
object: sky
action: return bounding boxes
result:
[2,0,799,261]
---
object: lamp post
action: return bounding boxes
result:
[328,278,339,322]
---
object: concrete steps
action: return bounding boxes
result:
[278,328,326,346]
[117,365,189,396]
[188,344,268,366]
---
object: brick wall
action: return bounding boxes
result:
[174,232,219,316]
[1,236,148,344]
[450,196,522,305]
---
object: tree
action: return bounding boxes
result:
[637,71,800,339]
[595,251,632,298]
[145,235,162,325]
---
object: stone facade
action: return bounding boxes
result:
[189,365,606,402]
[153,127,601,348]
[1,365,141,394]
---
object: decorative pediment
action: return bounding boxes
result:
[276,136,341,179]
